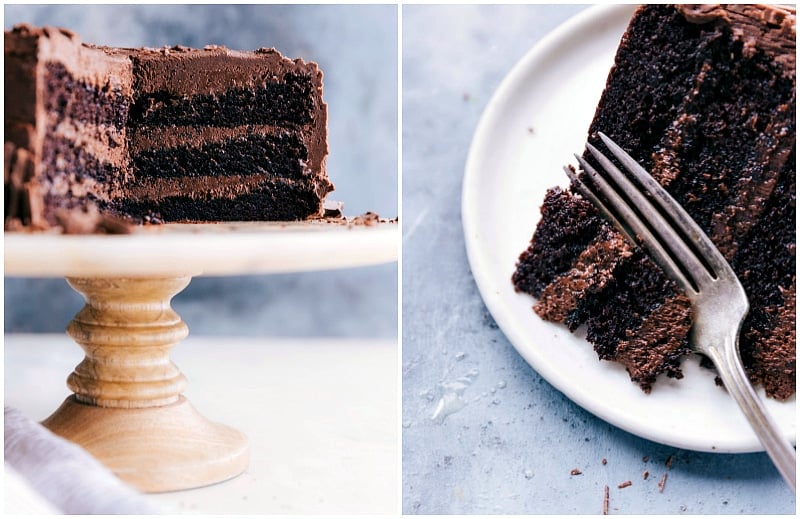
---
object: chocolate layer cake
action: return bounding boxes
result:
[5,24,333,233]
[513,5,796,398]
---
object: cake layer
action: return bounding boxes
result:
[131,133,308,180]
[515,187,694,388]
[129,74,316,128]
[112,179,323,222]
[513,4,796,397]
[583,251,692,388]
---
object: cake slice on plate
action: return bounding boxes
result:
[513,4,796,398]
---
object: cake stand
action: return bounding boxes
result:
[4,221,398,492]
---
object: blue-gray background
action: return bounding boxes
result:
[4,4,398,338]
[401,4,795,515]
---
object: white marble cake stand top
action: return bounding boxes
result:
[4,220,398,278]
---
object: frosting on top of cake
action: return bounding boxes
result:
[676,4,796,71]
[6,24,134,97]
[125,45,323,96]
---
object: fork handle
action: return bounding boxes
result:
[705,335,796,492]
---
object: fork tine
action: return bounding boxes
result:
[573,154,697,295]
[597,132,732,278]
[584,142,713,290]
[563,165,636,245]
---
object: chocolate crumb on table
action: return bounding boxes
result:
[642,456,649,463]
[643,470,649,480]
[349,211,382,226]
[617,480,632,489]
[570,468,583,476]
[665,455,674,469]
[601,458,608,465]
[658,472,668,493]
[603,485,609,515]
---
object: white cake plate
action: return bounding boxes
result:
[4,221,398,492]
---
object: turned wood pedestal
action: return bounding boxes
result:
[42,276,249,492]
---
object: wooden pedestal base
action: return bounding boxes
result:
[43,396,249,493]
[42,276,249,492]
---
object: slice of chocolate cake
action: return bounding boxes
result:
[5,24,332,233]
[513,5,796,398]
[5,25,134,232]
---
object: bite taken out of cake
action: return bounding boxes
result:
[5,24,333,234]
[512,4,796,399]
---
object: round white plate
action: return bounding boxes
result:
[5,221,398,278]
[462,4,795,453]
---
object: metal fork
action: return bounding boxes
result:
[565,132,796,491]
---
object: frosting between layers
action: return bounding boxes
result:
[125,174,317,201]
[648,52,795,259]
[614,294,693,392]
[535,231,633,323]
[129,124,296,151]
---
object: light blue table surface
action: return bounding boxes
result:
[4,4,398,339]
[401,5,795,515]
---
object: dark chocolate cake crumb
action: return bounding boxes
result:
[643,470,650,480]
[570,468,583,476]
[602,485,609,515]
[658,472,668,493]
[349,211,382,226]
[617,480,632,489]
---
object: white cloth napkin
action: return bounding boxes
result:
[4,406,161,515]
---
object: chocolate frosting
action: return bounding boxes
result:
[676,4,796,72]
[535,231,633,323]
